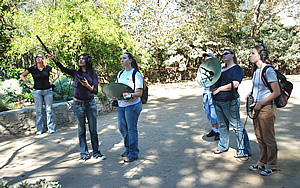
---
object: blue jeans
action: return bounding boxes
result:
[73,99,100,157]
[215,97,251,155]
[118,101,142,158]
[203,90,219,124]
[32,88,54,133]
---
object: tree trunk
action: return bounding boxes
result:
[251,0,264,40]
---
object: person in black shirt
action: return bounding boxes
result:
[20,54,60,135]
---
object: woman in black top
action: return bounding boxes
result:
[20,54,60,134]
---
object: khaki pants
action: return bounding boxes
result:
[253,104,278,169]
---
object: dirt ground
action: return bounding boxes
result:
[1,76,300,188]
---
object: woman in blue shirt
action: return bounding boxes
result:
[48,53,106,162]
[212,49,251,158]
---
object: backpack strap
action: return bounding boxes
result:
[116,70,124,83]
[132,69,137,91]
[261,65,273,92]
[117,69,137,91]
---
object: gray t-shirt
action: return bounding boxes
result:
[252,66,277,103]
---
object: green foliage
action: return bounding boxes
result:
[52,75,74,101]
[1,0,300,86]
[0,98,9,112]
[0,78,33,111]
[260,24,300,73]
[0,178,61,188]
[96,84,108,103]
[4,0,146,81]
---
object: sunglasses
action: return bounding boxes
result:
[222,52,231,56]
[36,55,43,58]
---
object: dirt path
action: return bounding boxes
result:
[1,76,300,188]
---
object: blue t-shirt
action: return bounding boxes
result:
[252,66,277,103]
[213,64,244,102]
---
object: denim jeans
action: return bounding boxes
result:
[32,88,54,133]
[117,101,142,158]
[215,97,251,155]
[73,99,100,157]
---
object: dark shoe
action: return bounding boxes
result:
[121,152,129,157]
[249,164,265,171]
[93,153,107,160]
[79,155,91,163]
[206,130,217,137]
[124,157,138,162]
[214,133,220,140]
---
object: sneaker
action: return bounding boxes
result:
[249,164,265,171]
[49,131,55,134]
[214,133,220,140]
[36,132,42,135]
[79,156,90,163]
[206,130,217,137]
[260,169,273,176]
[121,152,129,157]
[124,157,138,163]
[93,153,107,160]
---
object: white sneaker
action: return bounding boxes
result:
[36,132,42,135]
[260,169,273,176]
[248,164,264,171]
[93,153,106,160]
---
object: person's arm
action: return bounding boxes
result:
[212,81,240,95]
[48,53,75,76]
[254,82,280,110]
[123,88,143,98]
[50,68,61,85]
[20,70,34,88]
[80,72,98,94]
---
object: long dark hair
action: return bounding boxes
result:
[78,53,94,78]
[124,52,140,72]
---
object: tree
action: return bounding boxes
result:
[3,0,146,81]
[250,0,300,40]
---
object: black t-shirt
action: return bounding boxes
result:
[28,65,52,90]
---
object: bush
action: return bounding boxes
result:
[0,79,25,111]
[53,75,74,102]
[0,178,61,188]
[0,98,9,112]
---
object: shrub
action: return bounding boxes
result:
[52,75,74,102]
[0,178,61,188]
[0,79,25,111]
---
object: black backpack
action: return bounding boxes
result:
[118,69,148,104]
[261,65,293,108]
